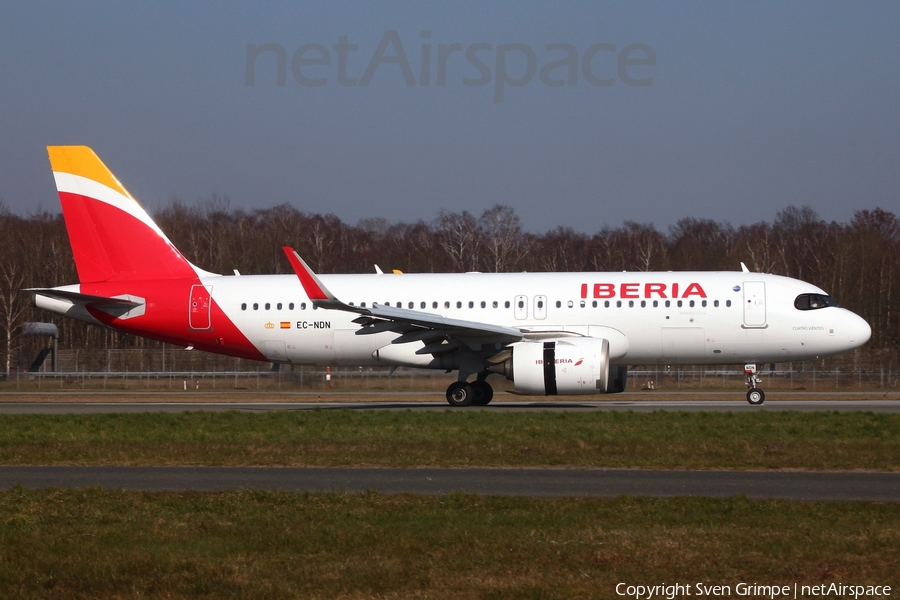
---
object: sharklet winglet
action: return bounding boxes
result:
[282,247,366,314]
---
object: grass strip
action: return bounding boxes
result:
[0,410,898,470]
[0,488,897,599]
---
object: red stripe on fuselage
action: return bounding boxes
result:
[81,279,266,361]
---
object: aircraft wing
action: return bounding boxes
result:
[282,247,523,352]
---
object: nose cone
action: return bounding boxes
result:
[846,311,872,349]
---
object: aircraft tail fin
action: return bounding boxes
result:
[47,146,211,283]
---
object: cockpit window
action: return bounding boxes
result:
[794,293,838,310]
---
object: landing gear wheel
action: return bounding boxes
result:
[747,388,765,405]
[446,382,475,407]
[470,380,494,406]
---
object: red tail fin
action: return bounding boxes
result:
[47,146,208,283]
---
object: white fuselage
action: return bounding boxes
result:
[206,270,870,367]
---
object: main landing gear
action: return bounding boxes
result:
[445,374,494,407]
[745,363,765,405]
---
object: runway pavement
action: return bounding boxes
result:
[1,399,899,413]
[1,466,898,500]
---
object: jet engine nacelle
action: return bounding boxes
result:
[505,338,610,395]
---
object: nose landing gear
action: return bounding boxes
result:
[745,363,765,405]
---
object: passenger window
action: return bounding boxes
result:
[518,300,524,309]
[289,303,294,310]
[689,300,695,308]
[714,300,719,307]
[277,303,282,310]
[537,300,544,309]
[457,301,462,309]
[616,301,622,308]
[677,300,683,308]
[604,300,610,308]
[641,300,646,308]
[420,302,426,309]
[468,301,474,308]
[592,300,598,308]
[580,300,585,308]
[433,302,438,309]
[265,303,270,310]
[241,303,247,311]
[409,302,414,309]
[556,301,562,308]
[652,300,658,308]
[253,303,259,310]
[301,302,307,309]
[505,301,511,308]
[665,300,670,308]
[702,300,707,307]
[360,302,365,308]
[628,300,634,308]
[568,300,574,308]
[726,300,732,307]
[493,301,498,308]
[445,301,450,309]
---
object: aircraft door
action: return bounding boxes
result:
[514,295,528,320]
[742,281,767,327]
[534,295,547,320]
[189,285,212,330]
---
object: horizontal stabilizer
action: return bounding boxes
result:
[29,288,146,320]
[27,288,143,308]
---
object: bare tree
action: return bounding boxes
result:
[434,209,481,272]
[536,226,588,272]
[668,218,734,270]
[0,212,31,373]
[305,214,341,273]
[621,222,667,271]
[478,205,527,272]
[738,222,778,274]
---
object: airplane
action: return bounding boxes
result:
[31,146,872,406]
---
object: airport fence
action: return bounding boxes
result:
[0,366,455,392]
[1,347,896,392]
[1,365,898,392]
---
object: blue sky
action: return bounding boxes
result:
[1,2,898,232]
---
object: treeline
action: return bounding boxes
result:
[2,200,899,371]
